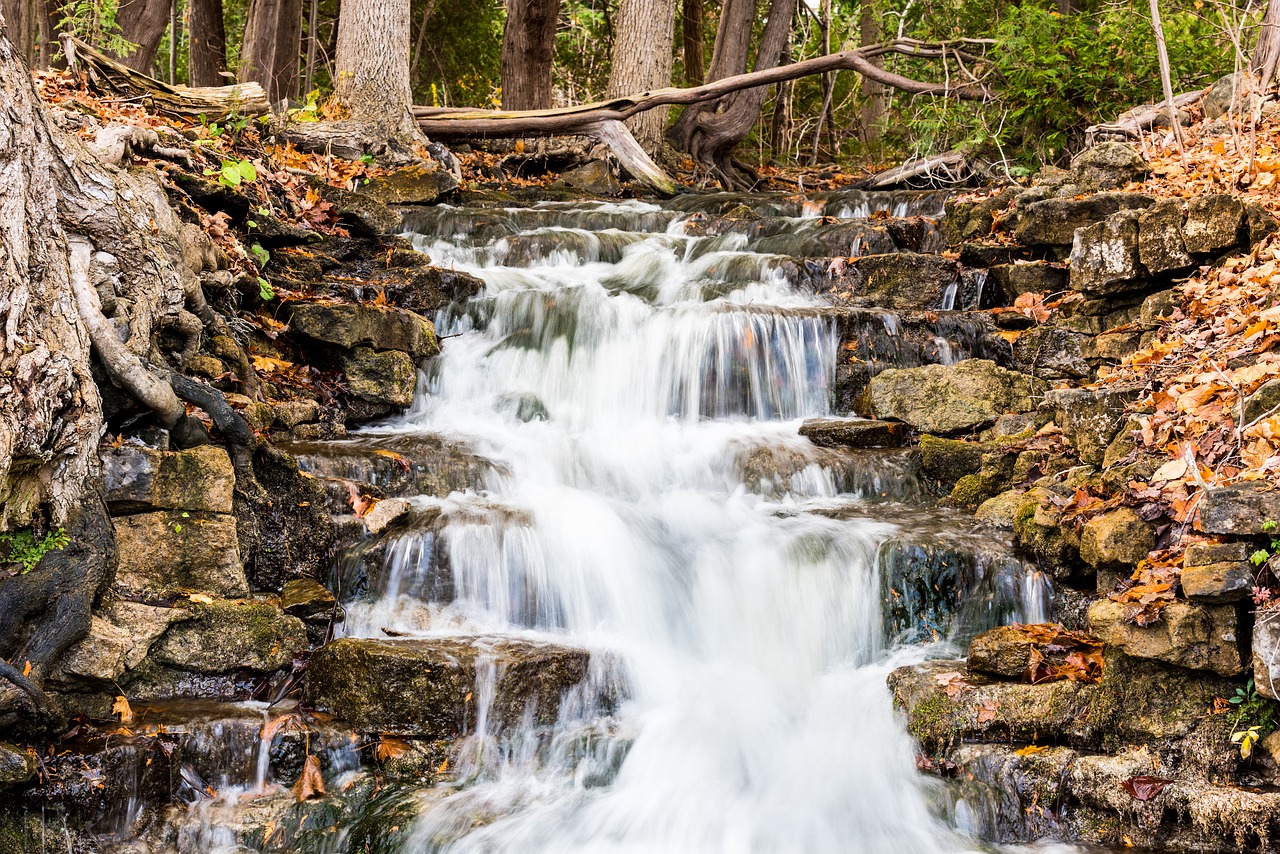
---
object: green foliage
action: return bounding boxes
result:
[1252,520,1280,570]
[0,528,70,574]
[258,277,276,302]
[250,242,271,268]
[58,0,138,57]
[1229,678,1280,759]
[205,158,258,188]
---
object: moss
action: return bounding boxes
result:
[920,435,987,485]
[907,693,961,753]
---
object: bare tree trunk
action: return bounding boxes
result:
[1255,0,1280,87]
[116,0,172,72]
[809,0,833,164]
[681,0,704,85]
[769,34,793,157]
[0,0,36,66]
[1149,0,1185,151]
[859,1,885,143]
[501,0,562,110]
[666,0,758,157]
[240,0,303,104]
[607,0,677,155]
[168,0,178,84]
[188,0,227,87]
[333,0,419,140]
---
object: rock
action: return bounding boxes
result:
[944,189,1020,243]
[988,261,1069,302]
[496,392,550,422]
[1138,289,1178,326]
[1201,72,1257,120]
[1070,142,1147,189]
[1079,507,1155,568]
[0,743,35,787]
[1199,483,1280,535]
[860,359,1045,434]
[272,399,321,430]
[150,601,307,674]
[362,496,410,535]
[287,302,439,358]
[1011,325,1092,380]
[799,418,908,449]
[279,579,337,619]
[359,163,459,205]
[837,253,960,310]
[558,160,621,195]
[1183,195,1245,254]
[1137,199,1193,274]
[1087,599,1243,676]
[1184,541,1251,567]
[1246,201,1280,246]
[51,602,189,686]
[242,444,339,591]
[113,511,249,598]
[383,266,485,314]
[304,636,595,736]
[102,445,235,514]
[976,489,1025,529]
[1244,378,1280,425]
[1013,487,1080,577]
[311,180,403,237]
[1254,612,1280,699]
[1046,387,1143,466]
[919,434,986,483]
[1069,209,1145,294]
[1180,562,1253,604]
[339,347,417,407]
[1089,330,1142,361]
[1015,193,1152,248]
[966,625,1037,679]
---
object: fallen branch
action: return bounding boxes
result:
[852,150,968,189]
[1084,89,1208,145]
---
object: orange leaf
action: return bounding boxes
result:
[291,754,326,802]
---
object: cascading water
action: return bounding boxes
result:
[331,194,1064,854]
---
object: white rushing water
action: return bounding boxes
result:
[337,198,1055,854]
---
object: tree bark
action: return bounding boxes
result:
[241,0,304,104]
[116,0,172,72]
[859,1,885,143]
[607,0,677,155]
[681,0,705,85]
[188,0,228,87]
[0,0,36,66]
[1255,0,1280,88]
[333,0,418,140]
[501,0,562,110]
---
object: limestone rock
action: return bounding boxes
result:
[919,434,986,483]
[150,601,307,674]
[1138,289,1178,327]
[1137,199,1192,274]
[1070,142,1147,189]
[52,602,189,686]
[975,489,1025,529]
[966,625,1038,679]
[1254,612,1280,699]
[113,511,248,598]
[1201,72,1257,120]
[362,496,411,534]
[0,743,36,787]
[1184,541,1250,567]
[841,253,961,310]
[1079,507,1155,568]
[339,347,417,407]
[1087,599,1243,676]
[1089,330,1142,361]
[861,359,1044,434]
[1015,193,1153,248]
[1011,325,1092,380]
[1179,562,1252,604]
[1013,488,1081,577]
[287,302,439,358]
[1182,195,1244,255]
[1243,378,1280,425]
[359,163,458,205]
[1046,387,1143,466]
[383,267,484,314]
[558,160,621,196]
[272,399,321,430]
[279,578,337,619]
[102,444,234,514]
[988,261,1069,302]
[304,636,596,736]
[1199,483,1280,535]
[1246,201,1280,246]
[1069,209,1144,294]
[799,418,908,449]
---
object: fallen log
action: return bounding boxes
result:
[852,150,968,189]
[1084,88,1208,145]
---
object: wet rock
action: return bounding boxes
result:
[310,179,403,236]
[1070,142,1147,189]
[1137,199,1192,274]
[1015,193,1153,248]
[51,602,189,686]
[860,359,1045,434]
[558,160,621,196]
[150,600,307,675]
[966,625,1040,679]
[1243,378,1280,425]
[113,511,248,598]
[1199,483,1280,535]
[836,253,960,310]
[272,398,321,429]
[1183,195,1245,254]
[1079,507,1155,568]
[1013,488,1080,577]
[280,579,337,619]
[102,444,235,514]
[1253,612,1280,699]
[0,743,35,787]
[240,443,338,591]
[363,496,411,534]
[988,261,1069,302]
[1201,72,1257,120]
[339,346,417,408]
[799,418,908,449]
[976,489,1025,529]
[383,266,485,314]
[496,392,550,422]
[1179,562,1252,604]
[1069,209,1145,294]
[359,163,459,205]
[1011,325,1092,380]
[287,302,439,358]
[1046,387,1142,466]
[1087,599,1243,676]
[920,434,986,483]
[304,636,595,736]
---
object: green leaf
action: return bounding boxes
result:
[1252,550,1271,567]
[258,277,275,302]
[219,163,242,187]
[250,243,270,268]
[237,160,258,183]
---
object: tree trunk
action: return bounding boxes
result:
[116,0,172,72]
[333,0,419,140]
[859,1,885,143]
[1255,0,1280,88]
[607,0,677,155]
[240,0,303,104]
[501,0,562,110]
[188,0,227,87]
[681,0,704,85]
[0,0,36,66]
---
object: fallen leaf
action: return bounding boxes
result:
[977,700,999,724]
[375,736,412,762]
[291,754,326,802]
[112,695,135,725]
[1121,775,1172,801]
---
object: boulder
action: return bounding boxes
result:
[1046,387,1143,466]
[1246,201,1280,246]
[1182,195,1245,255]
[279,579,337,620]
[102,444,235,514]
[1069,209,1145,294]
[1179,562,1252,604]
[113,511,248,598]
[975,489,1026,529]
[1087,599,1243,676]
[558,160,621,196]
[0,743,35,788]
[988,261,1069,302]
[840,253,960,310]
[860,359,1044,434]
[1079,508,1156,568]
[272,398,321,430]
[304,636,595,736]
[312,180,403,237]
[287,302,439,358]
[149,601,307,674]
[339,347,418,407]
[919,434,986,483]
[1253,612,1280,699]
[1011,326,1092,380]
[383,267,485,314]
[359,163,458,205]
[799,418,908,449]
[51,602,189,686]
[1199,483,1280,535]
[1137,199,1193,274]
[1200,72,1257,120]
[1070,142,1147,189]
[1015,193,1152,248]
[1184,540,1251,567]
[1244,378,1280,425]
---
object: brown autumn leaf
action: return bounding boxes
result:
[1121,776,1172,801]
[112,695,135,725]
[976,700,999,724]
[934,671,970,699]
[291,754,326,802]
[375,736,412,762]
